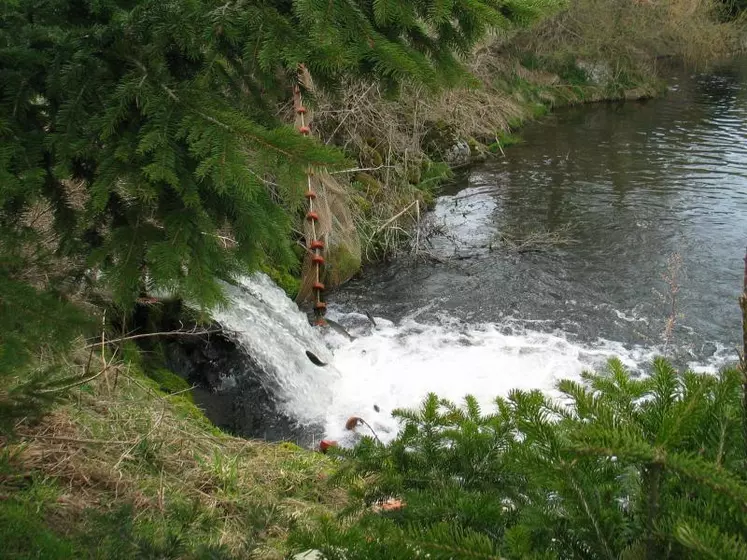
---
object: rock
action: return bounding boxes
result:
[423,119,470,166]
[577,60,613,86]
[444,139,471,166]
[130,301,320,445]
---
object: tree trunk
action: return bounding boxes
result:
[643,463,663,560]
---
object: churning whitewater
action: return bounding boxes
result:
[213,273,726,445]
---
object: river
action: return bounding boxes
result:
[316,58,747,443]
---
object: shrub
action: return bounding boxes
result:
[292,358,747,559]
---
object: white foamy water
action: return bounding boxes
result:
[213,274,339,425]
[213,276,733,445]
[320,310,661,444]
[427,184,498,257]
[320,311,735,444]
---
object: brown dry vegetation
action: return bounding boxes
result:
[299,0,742,279]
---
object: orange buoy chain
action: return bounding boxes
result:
[294,81,326,325]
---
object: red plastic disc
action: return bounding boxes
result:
[319,440,338,453]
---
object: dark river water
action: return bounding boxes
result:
[329,58,747,372]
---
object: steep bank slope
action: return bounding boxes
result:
[1,362,342,559]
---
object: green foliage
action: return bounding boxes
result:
[293,359,747,559]
[0,0,538,312]
[0,473,79,559]
[0,270,94,433]
[0,484,236,559]
[0,0,549,427]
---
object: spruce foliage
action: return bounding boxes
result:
[0,0,550,421]
[0,0,546,310]
[292,359,747,559]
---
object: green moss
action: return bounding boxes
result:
[531,102,549,118]
[326,243,362,287]
[353,172,383,194]
[148,368,192,400]
[422,119,459,159]
[260,264,301,300]
[418,160,452,192]
[488,130,523,153]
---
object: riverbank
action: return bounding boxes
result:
[2,1,745,557]
[307,0,744,286]
[0,361,342,559]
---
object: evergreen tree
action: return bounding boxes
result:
[292,359,747,559]
[0,0,550,310]
[0,0,552,416]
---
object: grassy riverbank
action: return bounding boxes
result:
[1,362,342,559]
[1,1,745,557]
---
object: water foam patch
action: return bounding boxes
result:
[322,312,657,444]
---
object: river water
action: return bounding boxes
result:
[315,58,747,443]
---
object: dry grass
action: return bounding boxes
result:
[495,224,578,253]
[657,252,685,350]
[2,359,342,558]
[518,0,740,73]
[306,56,535,263]
[282,0,743,276]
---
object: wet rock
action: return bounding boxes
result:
[131,300,319,445]
[444,139,471,166]
[163,335,318,445]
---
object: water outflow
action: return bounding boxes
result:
[209,59,746,446]
[213,274,338,427]
[320,311,667,444]
[213,273,730,446]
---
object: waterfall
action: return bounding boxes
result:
[212,274,337,428]
[210,274,729,447]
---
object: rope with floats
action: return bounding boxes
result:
[293,71,327,326]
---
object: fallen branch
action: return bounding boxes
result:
[83,328,222,350]
[373,201,418,236]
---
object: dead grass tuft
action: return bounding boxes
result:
[496,224,578,253]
